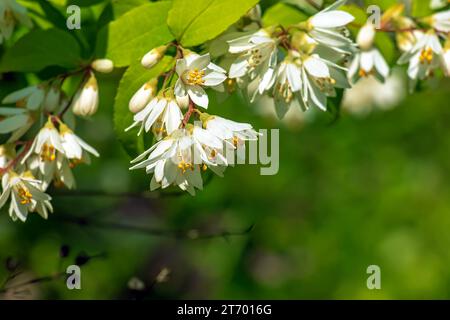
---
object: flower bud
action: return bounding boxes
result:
[129,79,158,113]
[43,85,61,112]
[357,23,376,51]
[72,73,99,117]
[141,45,167,69]
[175,94,190,109]
[91,59,114,73]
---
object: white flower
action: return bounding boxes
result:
[22,119,64,188]
[0,171,52,222]
[130,126,225,195]
[2,85,46,110]
[201,114,259,151]
[398,31,444,82]
[228,29,278,82]
[126,96,183,139]
[303,0,355,54]
[0,107,33,142]
[59,123,99,162]
[175,53,227,108]
[71,72,99,117]
[141,45,167,69]
[91,59,114,73]
[430,11,450,32]
[348,49,389,83]
[129,79,158,113]
[255,53,303,117]
[299,54,351,111]
[0,0,32,45]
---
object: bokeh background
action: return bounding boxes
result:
[1,0,450,300]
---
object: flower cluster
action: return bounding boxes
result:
[0,59,112,222]
[127,47,258,195]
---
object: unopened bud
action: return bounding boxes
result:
[141,45,167,69]
[357,23,376,51]
[91,59,114,73]
[175,94,190,109]
[129,79,158,113]
[72,73,99,117]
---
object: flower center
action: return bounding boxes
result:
[69,159,83,168]
[232,136,240,148]
[248,49,263,68]
[358,68,374,77]
[186,68,205,86]
[276,82,293,103]
[41,144,56,162]
[17,186,32,205]
[419,47,433,64]
[178,160,194,173]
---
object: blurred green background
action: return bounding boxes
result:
[1,69,449,299]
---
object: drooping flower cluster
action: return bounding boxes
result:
[0,59,112,222]
[225,0,354,117]
[126,47,259,195]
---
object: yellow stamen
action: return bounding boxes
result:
[17,186,32,205]
[41,144,56,162]
[187,68,205,85]
[419,47,433,64]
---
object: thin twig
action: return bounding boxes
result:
[59,215,255,240]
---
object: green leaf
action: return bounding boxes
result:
[0,28,82,73]
[412,0,433,18]
[37,0,67,29]
[101,2,174,67]
[114,56,174,157]
[374,32,396,64]
[262,3,308,27]
[167,0,259,47]
[67,0,107,7]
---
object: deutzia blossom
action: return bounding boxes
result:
[398,31,444,83]
[71,72,99,117]
[0,171,52,222]
[2,85,46,110]
[59,123,99,163]
[300,0,355,54]
[126,96,183,139]
[0,0,32,45]
[174,53,227,108]
[255,52,303,117]
[442,37,450,76]
[298,53,351,111]
[201,114,259,152]
[429,10,450,32]
[130,125,225,195]
[22,119,64,188]
[228,29,278,84]
[348,23,389,83]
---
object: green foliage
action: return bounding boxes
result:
[167,0,259,47]
[101,2,174,67]
[375,32,396,64]
[113,56,174,157]
[0,28,82,72]
[262,3,308,27]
